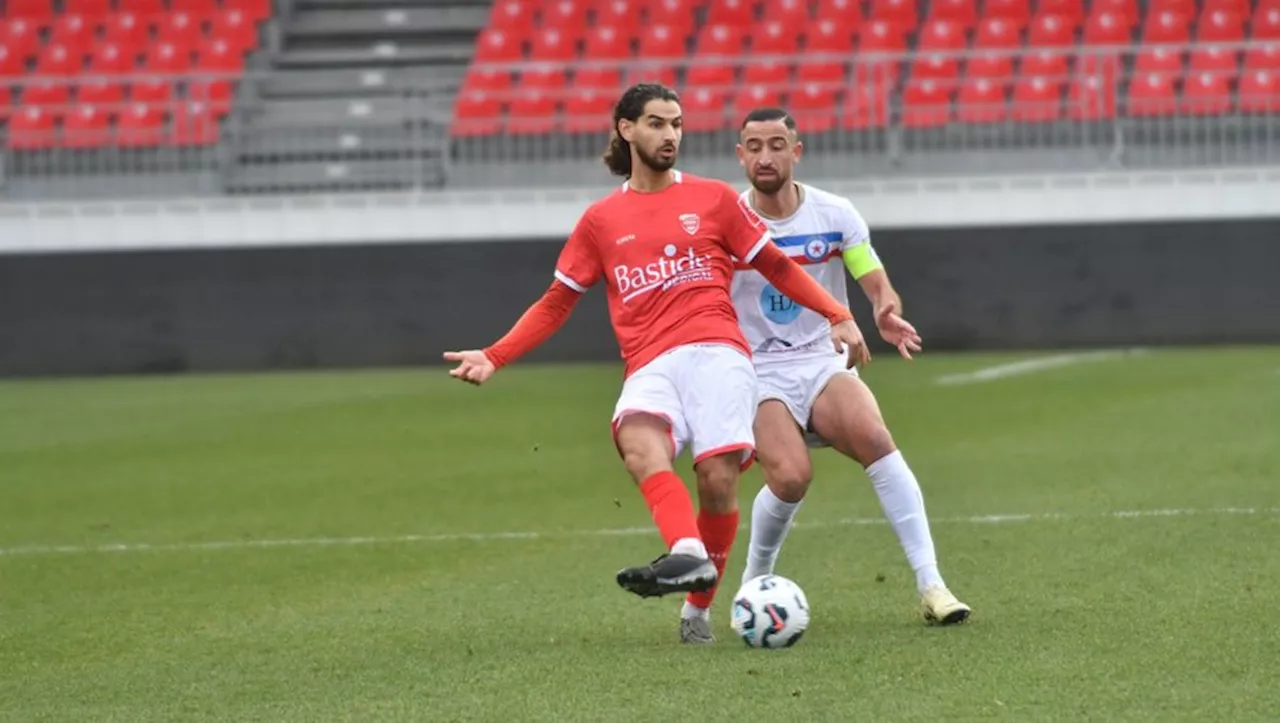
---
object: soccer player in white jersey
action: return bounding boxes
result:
[730,107,972,625]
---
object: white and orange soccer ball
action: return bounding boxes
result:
[730,574,811,649]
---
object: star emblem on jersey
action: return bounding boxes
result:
[679,213,700,236]
[804,237,829,261]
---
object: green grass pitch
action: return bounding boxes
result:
[2,347,1278,721]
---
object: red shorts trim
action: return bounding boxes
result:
[693,442,757,473]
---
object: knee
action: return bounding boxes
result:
[855,424,897,467]
[695,459,740,513]
[764,459,813,504]
[620,443,669,482]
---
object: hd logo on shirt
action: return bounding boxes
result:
[760,283,802,325]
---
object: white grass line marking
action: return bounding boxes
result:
[1,507,1276,559]
[934,348,1148,386]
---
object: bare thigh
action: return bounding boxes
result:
[753,400,814,504]
[614,413,676,483]
[810,373,897,467]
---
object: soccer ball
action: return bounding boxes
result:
[730,574,811,649]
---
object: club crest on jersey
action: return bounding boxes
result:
[679,213,700,236]
[804,237,830,261]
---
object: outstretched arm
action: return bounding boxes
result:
[443,280,581,385]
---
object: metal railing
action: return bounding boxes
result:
[0,41,1276,200]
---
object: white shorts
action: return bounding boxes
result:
[755,351,859,449]
[611,343,758,470]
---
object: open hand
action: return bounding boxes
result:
[875,307,923,361]
[830,319,871,369]
[442,350,496,385]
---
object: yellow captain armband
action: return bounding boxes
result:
[842,243,884,279]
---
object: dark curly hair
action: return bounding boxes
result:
[602,83,681,178]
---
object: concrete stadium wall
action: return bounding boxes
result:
[1,218,1277,377]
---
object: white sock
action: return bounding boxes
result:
[866,450,945,594]
[681,601,709,621]
[742,485,803,584]
[671,537,708,559]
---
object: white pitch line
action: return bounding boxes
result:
[1,507,1276,559]
[934,348,1148,386]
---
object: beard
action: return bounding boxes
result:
[749,171,787,195]
[635,143,677,173]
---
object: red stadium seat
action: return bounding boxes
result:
[3,19,42,62]
[681,56,732,88]
[462,67,513,92]
[788,82,838,131]
[63,103,112,148]
[529,27,579,61]
[1238,68,1279,113]
[541,0,591,37]
[595,0,643,29]
[1149,0,1194,17]
[1135,47,1183,75]
[5,0,55,23]
[913,18,966,79]
[800,18,856,83]
[694,23,746,56]
[561,88,613,133]
[636,25,686,60]
[1127,71,1178,116]
[577,25,630,88]
[473,28,525,63]
[116,101,164,146]
[1067,73,1116,118]
[102,12,151,52]
[841,77,891,128]
[762,0,812,27]
[171,0,219,15]
[1027,14,1075,48]
[930,0,978,28]
[171,100,221,146]
[520,67,568,90]
[813,0,863,34]
[1143,11,1191,45]
[742,58,792,85]
[488,0,537,31]
[76,77,125,105]
[858,19,908,52]
[973,16,1022,68]
[211,9,261,52]
[1203,0,1250,19]
[1254,7,1280,40]
[870,0,919,32]
[1020,48,1069,77]
[680,86,730,130]
[1244,41,1280,70]
[982,0,1030,27]
[21,79,70,108]
[131,77,174,105]
[7,105,58,149]
[49,14,96,57]
[36,43,82,77]
[157,13,205,53]
[506,88,558,134]
[452,89,504,136]
[705,0,757,28]
[647,0,698,36]
[118,0,166,14]
[732,84,783,115]
[956,76,1007,122]
[1082,11,1131,45]
[65,0,112,19]
[1181,71,1231,114]
[1089,0,1138,28]
[0,44,24,77]
[1197,9,1244,42]
[1189,46,1239,76]
[1010,75,1061,120]
[1037,0,1083,26]
[196,37,246,79]
[145,42,194,74]
[919,18,968,49]
[966,51,1016,79]
[226,0,271,22]
[752,20,800,55]
[88,41,137,75]
[901,78,951,126]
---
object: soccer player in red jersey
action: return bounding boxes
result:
[443,83,868,644]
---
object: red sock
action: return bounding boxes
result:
[639,471,701,550]
[686,509,739,610]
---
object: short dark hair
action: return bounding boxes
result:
[740,106,797,131]
[602,83,681,178]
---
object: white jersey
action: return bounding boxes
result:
[731,183,876,358]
